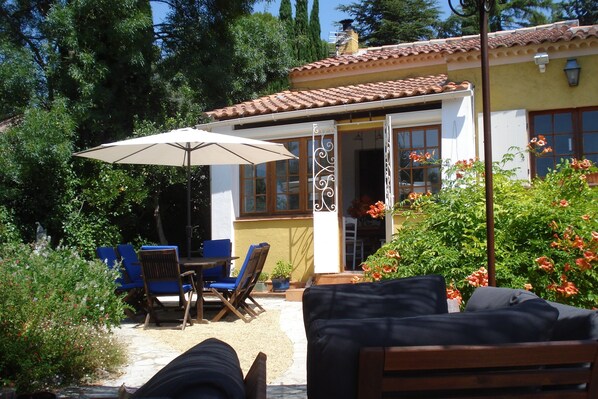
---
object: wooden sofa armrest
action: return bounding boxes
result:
[244,352,267,399]
[358,340,598,399]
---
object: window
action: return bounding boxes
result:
[240,136,332,216]
[530,107,598,177]
[394,125,441,202]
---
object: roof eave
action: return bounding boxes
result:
[199,86,473,130]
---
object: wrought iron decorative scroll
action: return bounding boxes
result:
[384,116,394,207]
[312,123,336,212]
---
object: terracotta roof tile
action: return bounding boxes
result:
[207,75,470,121]
[293,21,598,72]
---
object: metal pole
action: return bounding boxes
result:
[186,145,192,259]
[479,2,496,286]
[448,0,496,285]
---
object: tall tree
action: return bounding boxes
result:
[338,0,441,46]
[438,0,554,37]
[279,0,294,39]
[309,0,326,60]
[553,0,597,25]
[229,13,294,103]
[295,0,310,63]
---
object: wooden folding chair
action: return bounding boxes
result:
[139,249,196,330]
[208,245,263,322]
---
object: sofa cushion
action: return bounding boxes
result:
[302,274,448,335]
[465,286,598,341]
[546,300,598,341]
[306,298,558,399]
[465,286,538,311]
[132,338,246,399]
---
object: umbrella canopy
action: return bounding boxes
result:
[74,127,297,257]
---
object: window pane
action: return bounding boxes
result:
[256,196,266,212]
[276,195,288,210]
[399,150,411,167]
[397,132,409,147]
[554,113,573,134]
[426,129,439,146]
[412,130,424,148]
[276,177,287,193]
[245,198,255,212]
[583,132,598,153]
[534,114,552,135]
[244,180,254,196]
[582,111,598,132]
[256,178,266,195]
[276,161,287,176]
[428,167,440,184]
[289,194,300,209]
[256,164,266,177]
[289,159,300,175]
[243,166,254,178]
[536,157,553,177]
[554,135,574,155]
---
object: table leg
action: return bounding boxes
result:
[196,265,204,321]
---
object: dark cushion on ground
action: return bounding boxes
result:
[306,298,558,399]
[465,286,539,312]
[132,338,246,399]
[302,274,448,335]
[465,286,598,341]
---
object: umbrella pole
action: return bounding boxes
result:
[186,146,192,259]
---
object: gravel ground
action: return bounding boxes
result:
[136,303,294,383]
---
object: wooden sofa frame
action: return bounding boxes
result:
[358,340,598,399]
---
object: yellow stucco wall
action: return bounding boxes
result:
[449,53,598,115]
[233,218,314,282]
[292,63,446,90]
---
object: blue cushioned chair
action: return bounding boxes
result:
[96,246,142,291]
[207,244,262,322]
[116,244,143,285]
[201,239,232,281]
[141,245,179,258]
[138,248,196,330]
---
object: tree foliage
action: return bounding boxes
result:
[338,0,442,46]
[553,0,598,25]
[438,0,553,37]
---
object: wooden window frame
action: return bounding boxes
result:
[240,137,312,217]
[530,106,598,178]
[393,124,442,203]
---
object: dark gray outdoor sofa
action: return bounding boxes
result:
[303,276,598,399]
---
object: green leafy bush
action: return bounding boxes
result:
[362,153,598,309]
[0,243,126,392]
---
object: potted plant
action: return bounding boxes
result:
[271,260,292,291]
[254,272,269,292]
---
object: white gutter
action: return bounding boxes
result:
[197,88,473,130]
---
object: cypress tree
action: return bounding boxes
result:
[309,0,326,60]
[279,0,294,38]
[295,0,309,63]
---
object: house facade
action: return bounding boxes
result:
[198,20,598,281]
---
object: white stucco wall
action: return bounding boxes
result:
[441,95,477,166]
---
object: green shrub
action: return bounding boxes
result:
[362,154,598,309]
[0,243,126,392]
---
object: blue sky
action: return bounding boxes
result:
[253,1,453,41]
[152,1,453,42]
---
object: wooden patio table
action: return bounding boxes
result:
[179,256,238,322]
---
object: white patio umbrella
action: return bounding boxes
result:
[74,127,297,258]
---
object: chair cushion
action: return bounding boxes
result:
[306,298,558,399]
[208,281,236,290]
[465,286,598,341]
[302,274,448,335]
[132,338,245,399]
[148,282,193,294]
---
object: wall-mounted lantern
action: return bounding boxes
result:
[564,58,581,86]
